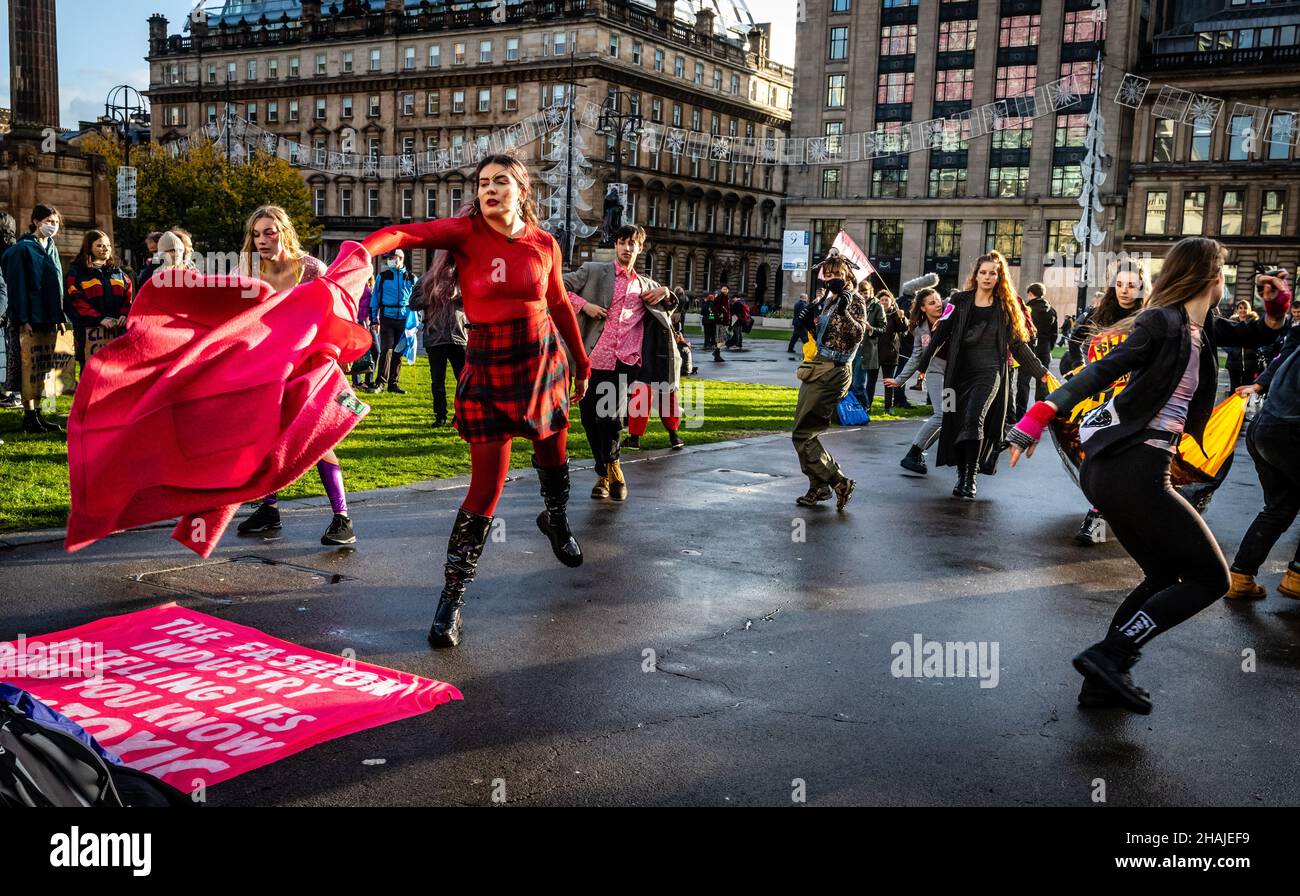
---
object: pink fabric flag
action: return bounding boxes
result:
[65,243,376,558]
[0,604,461,791]
[830,229,878,287]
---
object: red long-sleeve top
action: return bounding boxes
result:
[364,216,591,379]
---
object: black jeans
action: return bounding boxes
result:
[787,326,804,353]
[1231,413,1300,576]
[702,320,716,349]
[1081,443,1231,645]
[427,342,466,423]
[376,317,406,388]
[579,361,638,477]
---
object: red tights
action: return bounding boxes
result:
[462,429,568,517]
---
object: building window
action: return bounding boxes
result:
[1054,114,1087,149]
[669,199,679,229]
[1145,190,1168,234]
[205,104,217,124]
[713,68,723,91]
[985,220,1024,266]
[341,96,353,118]
[247,60,258,81]
[368,188,381,218]
[370,48,382,72]
[674,55,685,78]
[1051,164,1082,197]
[343,51,353,73]
[316,53,327,76]
[935,69,974,103]
[988,166,1030,198]
[369,95,381,117]
[368,136,381,160]
[1219,190,1243,236]
[938,19,977,52]
[429,45,441,68]
[1191,122,1213,161]
[687,201,698,230]
[504,87,518,112]
[821,168,841,199]
[426,188,438,219]
[507,38,520,62]
[1063,10,1106,44]
[289,55,300,77]
[928,168,967,199]
[880,24,917,56]
[1046,220,1080,258]
[451,187,463,211]
[832,0,850,10]
[453,42,466,65]
[992,117,1033,149]
[314,188,326,217]
[999,15,1041,48]
[340,188,352,217]
[655,48,665,72]
[1268,114,1294,160]
[609,33,620,58]
[925,220,962,258]
[480,39,493,63]
[694,62,704,84]
[267,101,279,123]
[427,91,440,115]
[812,219,844,259]
[402,94,415,116]
[995,64,1036,99]
[1183,191,1206,235]
[315,98,327,120]
[288,100,299,122]
[871,167,907,198]
[401,188,413,220]
[631,40,642,64]
[877,72,914,104]
[1152,119,1174,162]
[731,73,740,95]
[477,89,490,112]
[1228,115,1254,160]
[404,47,416,70]
[246,102,258,124]
[870,220,904,260]
[453,90,465,113]
[227,61,237,82]
[1261,190,1285,236]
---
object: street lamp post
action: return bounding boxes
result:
[104,85,149,170]
[596,90,643,246]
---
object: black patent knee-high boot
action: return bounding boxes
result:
[535,462,583,568]
[429,508,494,648]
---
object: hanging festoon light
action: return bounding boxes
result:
[1073,54,1108,315]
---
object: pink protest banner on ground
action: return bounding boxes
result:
[0,604,461,791]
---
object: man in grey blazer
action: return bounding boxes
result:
[563,224,678,501]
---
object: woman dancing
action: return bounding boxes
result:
[362,155,591,648]
[233,206,357,547]
[885,251,1047,499]
[889,286,945,475]
[1007,238,1287,713]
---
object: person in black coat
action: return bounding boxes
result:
[1007,237,1288,714]
[905,251,1047,499]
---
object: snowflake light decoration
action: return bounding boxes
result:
[805,138,829,163]
[1267,111,1298,147]
[710,136,732,160]
[664,129,687,155]
[1114,73,1149,109]
[1182,95,1223,130]
[399,155,415,177]
[1050,76,1081,111]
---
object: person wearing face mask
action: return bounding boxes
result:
[63,230,133,375]
[370,250,418,394]
[0,203,67,434]
[1065,260,1150,544]
[791,251,864,511]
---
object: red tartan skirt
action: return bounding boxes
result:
[454,311,572,444]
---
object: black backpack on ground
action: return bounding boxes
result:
[0,697,191,807]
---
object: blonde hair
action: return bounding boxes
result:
[965,250,1033,344]
[240,205,306,277]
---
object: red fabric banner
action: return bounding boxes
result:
[0,605,461,792]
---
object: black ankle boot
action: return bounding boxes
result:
[535,462,583,568]
[900,444,927,476]
[22,410,44,434]
[1073,635,1152,714]
[429,508,494,648]
[952,457,977,499]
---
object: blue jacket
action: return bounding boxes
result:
[1,233,64,326]
[371,266,416,323]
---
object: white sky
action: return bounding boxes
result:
[739,0,797,65]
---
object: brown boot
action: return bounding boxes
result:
[608,460,628,501]
[1279,567,1300,600]
[1225,570,1266,600]
[591,475,610,500]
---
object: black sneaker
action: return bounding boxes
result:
[668,432,685,450]
[1072,641,1152,715]
[620,435,641,450]
[386,386,407,395]
[321,513,356,546]
[1075,509,1106,545]
[237,502,282,535]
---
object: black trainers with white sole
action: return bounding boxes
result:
[321,513,356,546]
[237,502,282,535]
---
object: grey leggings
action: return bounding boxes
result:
[911,369,946,450]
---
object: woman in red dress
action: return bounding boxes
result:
[364,155,591,648]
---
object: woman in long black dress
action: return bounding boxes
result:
[895,251,1048,499]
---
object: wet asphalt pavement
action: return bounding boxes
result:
[5,400,1300,806]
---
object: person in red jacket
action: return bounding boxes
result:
[364,155,592,649]
[63,230,133,373]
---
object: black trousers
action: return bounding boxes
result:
[787,326,804,353]
[1231,413,1300,576]
[1012,364,1032,422]
[1034,347,1052,402]
[376,317,407,388]
[579,361,638,477]
[1080,443,1231,645]
[702,320,716,349]
[427,342,466,422]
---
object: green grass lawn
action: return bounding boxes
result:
[0,364,930,534]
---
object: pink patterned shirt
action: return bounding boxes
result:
[570,264,644,371]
